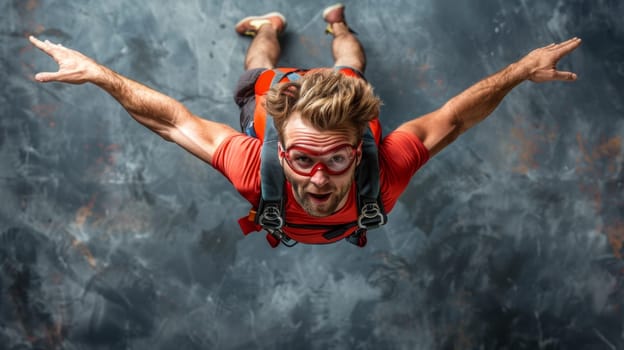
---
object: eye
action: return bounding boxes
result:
[292,155,314,167]
[327,147,353,165]
[294,155,312,163]
[329,155,347,164]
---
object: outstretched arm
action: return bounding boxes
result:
[28,36,238,165]
[397,37,582,156]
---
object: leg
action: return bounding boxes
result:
[244,26,281,69]
[233,68,265,132]
[235,12,287,70]
[323,4,366,73]
[329,23,366,73]
[234,12,287,132]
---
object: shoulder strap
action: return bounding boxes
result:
[355,126,387,231]
[256,69,304,247]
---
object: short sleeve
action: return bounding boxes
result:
[212,134,262,206]
[378,130,430,212]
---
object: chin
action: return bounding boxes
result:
[306,209,332,218]
[303,201,337,217]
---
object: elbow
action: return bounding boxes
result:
[425,106,464,156]
[161,126,185,143]
[160,108,191,142]
[429,127,462,156]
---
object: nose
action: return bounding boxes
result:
[309,167,330,187]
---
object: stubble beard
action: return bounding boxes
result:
[291,181,351,217]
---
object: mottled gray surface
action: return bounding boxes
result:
[2,0,623,349]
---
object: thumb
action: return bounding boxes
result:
[34,72,58,82]
[552,70,578,81]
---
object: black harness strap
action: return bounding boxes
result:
[255,70,302,247]
[356,127,387,230]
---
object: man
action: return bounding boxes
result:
[29,4,581,247]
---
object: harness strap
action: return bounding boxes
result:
[356,127,387,230]
[256,70,304,247]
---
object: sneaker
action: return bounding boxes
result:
[235,12,287,37]
[322,3,346,24]
[322,3,349,34]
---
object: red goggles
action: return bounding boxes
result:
[280,143,359,176]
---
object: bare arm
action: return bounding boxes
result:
[28,36,238,164]
[397,37,582,156]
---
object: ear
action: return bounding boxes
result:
[355,143,363,167]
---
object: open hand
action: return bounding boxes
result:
[521,37,582,83]
[29,36,101,84]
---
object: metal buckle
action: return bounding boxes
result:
[258,204,284,230]
[357,202,386,229]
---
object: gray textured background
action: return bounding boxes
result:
[2,0,623,349]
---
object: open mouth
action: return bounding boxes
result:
[308,193,331,202]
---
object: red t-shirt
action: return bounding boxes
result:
[212,130,429,243]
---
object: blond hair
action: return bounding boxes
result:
[264,70,381,142]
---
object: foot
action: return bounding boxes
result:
[235,12,287,37]
[322,3,346,24]
[322,3,350,35]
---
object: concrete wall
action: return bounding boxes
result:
[2,0,623,348]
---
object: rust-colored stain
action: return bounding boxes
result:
[31,103,58,127]
[605,220,624,259]
[71,239,97,268]
[409,61,448,99]
[576,134,623,258]
[73,196,98,268]
[596,137,621,175]
[95,143,120,166]
[26,0,39,11]
[75,195,96,228]
[509,120,623,259]
[509,115,541,174]
[575,134,622,213]
[575,134,621,176]
[508,114,563,174]
[576,133,597,176]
